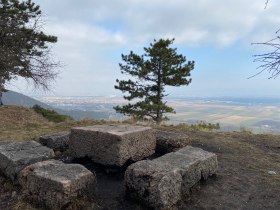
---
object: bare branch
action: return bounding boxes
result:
[265,0,269,9]
[252,35,280,79]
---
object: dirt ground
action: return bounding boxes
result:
[1,130,280,210]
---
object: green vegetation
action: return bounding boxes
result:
[178,121,220,131]
[114,38,194,125]
[0,0,59,105]
[32,105,72,123]
[162,121,220,131]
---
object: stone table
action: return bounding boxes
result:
[69,124,156,167]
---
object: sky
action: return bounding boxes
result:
[7,0,280,98]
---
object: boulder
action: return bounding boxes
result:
[69,124,156,167]
[19,160,96,210]
[0,141,54,181]
[39,131,70,152]
[154,129,191,153]
[125,146,218,209]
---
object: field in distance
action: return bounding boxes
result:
[167,98,280,133]
[40,96,280,134]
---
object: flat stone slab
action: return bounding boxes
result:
[69,125,156,167]
[0,141,54,181]
[154,129,191,153]
[19,160,96,209]
[69,124,156,167]
[125,146,218,209]
[39,131,70,152]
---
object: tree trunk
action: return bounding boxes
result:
[0,78,3,106]
[0,91,3,106]
[156,61,162,125]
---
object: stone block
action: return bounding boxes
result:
[154,129,191,153]
[125,146,218,209]
[39,131,70,152]
[69,124,156,167]
[0,141,54,181]
[19,160,96,210]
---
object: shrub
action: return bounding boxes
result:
[177,121,220,131]
[32,105,72,123]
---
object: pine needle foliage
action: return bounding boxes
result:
[0,0,59,105]
[114,38,195,124]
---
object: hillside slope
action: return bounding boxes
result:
[0,105,50,128]
[2,90,109,120]
[0,105,99,140]
[0,105,54,141]
[2,90,52,109]
[0,106,280,209]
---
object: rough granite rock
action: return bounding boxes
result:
[154,129,191,153]
[19,160,96,210]
[0,141,54,181]
[69,124,156,167]
[39,131,70,152]
[125,146,218,209]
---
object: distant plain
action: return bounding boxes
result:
[40,96,280,133]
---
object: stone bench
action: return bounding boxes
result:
[0,141,54,181]
[69,124,156,167]
[125,146,218,209]
[39,131,70,152]
[154,129,191,153]
[19,160,96,209]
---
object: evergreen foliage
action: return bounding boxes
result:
[114,38,195,124]
[0,0,59,105]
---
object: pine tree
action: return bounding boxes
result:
[114,38,195,124]
[0,0,59,105]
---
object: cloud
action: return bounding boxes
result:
[8,0,280,97]
[45,21,125,50]
[37,0,280,48]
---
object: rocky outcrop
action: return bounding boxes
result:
[19,160,96,210]
[69,124,156,167]
[39,131,70,152]
[125,146,218,209]
[154,129,191,153]
[0,141,54,181]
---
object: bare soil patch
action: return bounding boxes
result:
[185,131,280,210]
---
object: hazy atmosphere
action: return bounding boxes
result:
[6,0,280,97]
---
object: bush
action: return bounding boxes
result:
[177,121,220,131]
[32,105,72,123]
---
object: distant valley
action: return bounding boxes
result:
[3,91,280,134]
[39,95,280,134]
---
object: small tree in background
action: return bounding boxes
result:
[114,38,195,124]
[0,0,59,105]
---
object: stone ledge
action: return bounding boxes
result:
[0,141,54,181]
[154,129,191,153]
[125,146,218,209]
[19,160,96,210]
[39,131,70,152]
